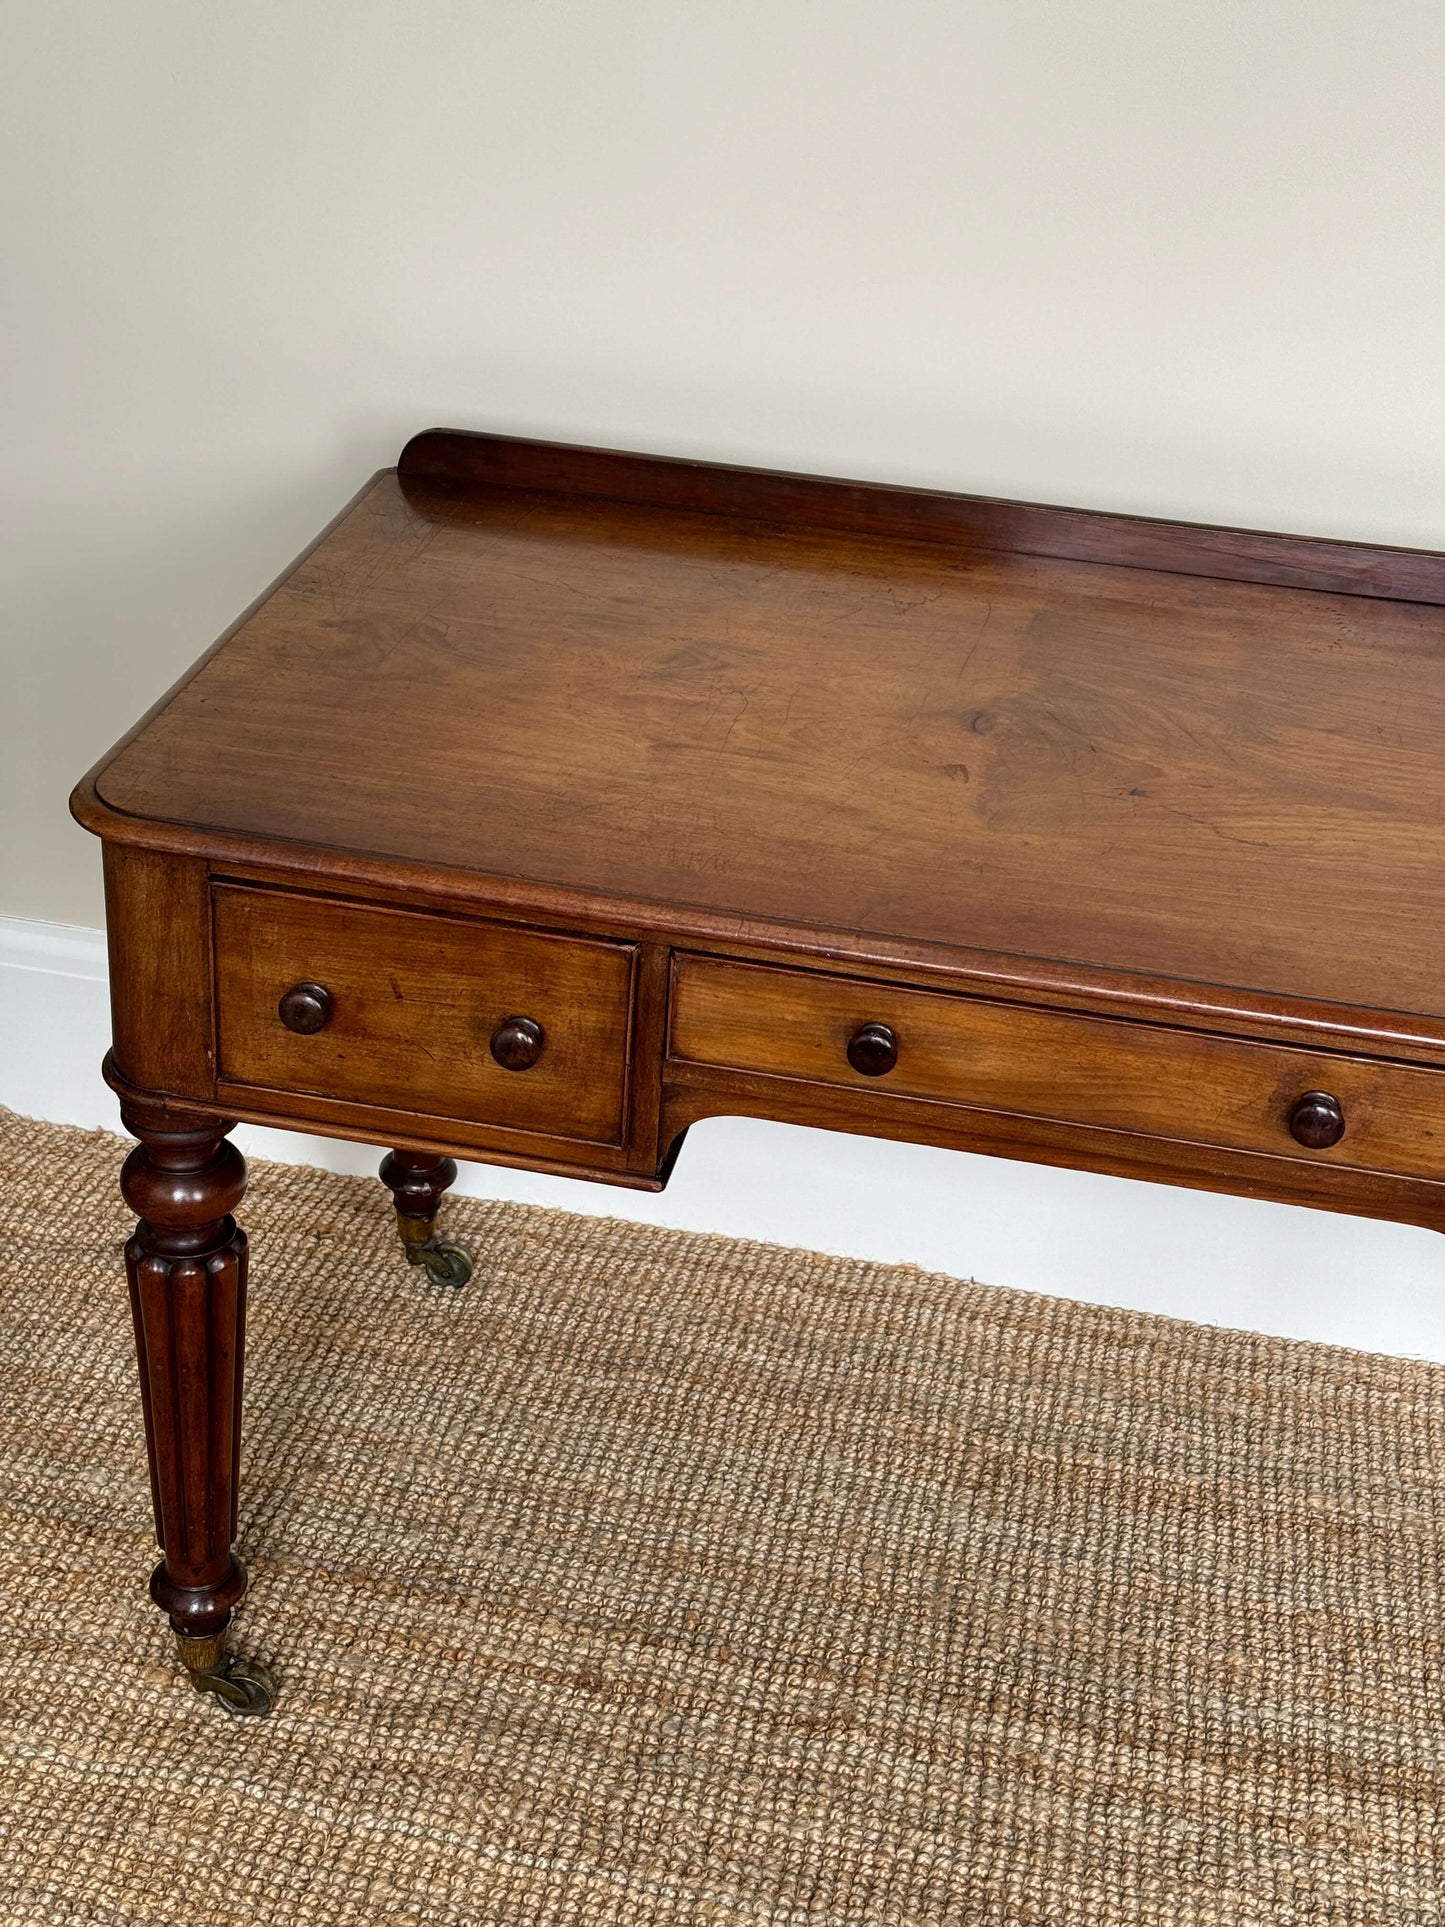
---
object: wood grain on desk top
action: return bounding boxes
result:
[91,434,1445,1026]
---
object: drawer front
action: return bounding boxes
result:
[215,887,634,1145]
[669,954,1445,1179]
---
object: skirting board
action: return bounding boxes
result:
[3,912,1442,1361]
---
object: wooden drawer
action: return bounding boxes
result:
[669,954,1445,1179]
[215,886,635,1145]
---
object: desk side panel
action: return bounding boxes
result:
[103,846,216,1101]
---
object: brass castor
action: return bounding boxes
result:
[175,1630,276,1718]
[380,1150,474,1289]
[402,1231,474,1290]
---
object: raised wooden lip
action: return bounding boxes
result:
[400,427,1445,606]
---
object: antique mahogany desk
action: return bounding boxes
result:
[73,430,1445,1716]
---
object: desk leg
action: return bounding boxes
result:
[379,1149,473,1288]
[119,1096,274,1717]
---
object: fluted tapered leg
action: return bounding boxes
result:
[118,1082,273,1716]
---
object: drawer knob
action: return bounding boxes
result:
[278,982,332,1035]
[490,1015,545,1072]
[847,1021,898,1077]
[1288,1090,1345,1150]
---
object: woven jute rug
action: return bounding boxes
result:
[1,1110,1443,1925]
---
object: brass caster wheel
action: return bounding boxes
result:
[406,1235,474,1289]
[193,1654,276,1717]
[175,1634,277,1726]
[175,1631,276,1718]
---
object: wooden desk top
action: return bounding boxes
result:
[83,430,1445,1056]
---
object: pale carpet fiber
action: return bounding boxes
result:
[0,1108,1443,1923]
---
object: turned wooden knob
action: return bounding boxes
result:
[277,982,332,1034]
[490,1015,545,1071]
[846,1021,898,1077]
[1288,1090,1345,1150]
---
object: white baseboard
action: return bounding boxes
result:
[0,913,114,1126]
[3,912,1441,1360]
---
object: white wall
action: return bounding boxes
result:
[4,3,1443,1345]
[6,0,1445,926]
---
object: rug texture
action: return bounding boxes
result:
[0,1108,1443,1925]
